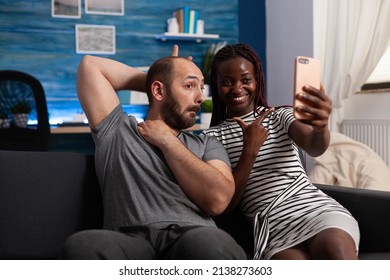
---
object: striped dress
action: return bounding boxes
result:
[201,107,360,259]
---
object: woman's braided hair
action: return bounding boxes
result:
[209,43,269,126]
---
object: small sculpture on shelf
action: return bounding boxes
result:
[200,99,213,127]
[167,17,179,34]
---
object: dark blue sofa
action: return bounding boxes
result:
[0,150,389,259]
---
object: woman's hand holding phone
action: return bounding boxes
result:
[293,56,332,131]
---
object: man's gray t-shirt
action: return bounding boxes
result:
[91,105,231,230]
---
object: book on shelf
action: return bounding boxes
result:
[189,9,199,34]
[183,6,190,33]
[174,6,200,34]
[175,8,184,33]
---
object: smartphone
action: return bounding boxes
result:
[293,56,321,120]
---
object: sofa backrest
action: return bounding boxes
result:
[0,150,103,259]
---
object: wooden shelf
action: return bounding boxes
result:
[155,32,220,43]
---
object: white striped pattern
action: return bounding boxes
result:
[202,107,359,259]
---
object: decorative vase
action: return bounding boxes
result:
[203,84,210,98]
[200,112,212,127]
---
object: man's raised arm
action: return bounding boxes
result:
[77,55,147,128]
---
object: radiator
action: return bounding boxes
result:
[341,119,390,166]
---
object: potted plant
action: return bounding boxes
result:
[200,98,213,127]
[201,41,227,98]
[11,101,31,128]
[0,110,10,129]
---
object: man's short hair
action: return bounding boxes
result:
[145,56,178,104]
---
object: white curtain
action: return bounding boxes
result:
[313,0,390,131]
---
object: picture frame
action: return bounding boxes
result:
[75,24,116,55]
[85,0,124,16]
[52,0,81,19]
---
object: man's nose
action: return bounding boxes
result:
[196,86,205,104]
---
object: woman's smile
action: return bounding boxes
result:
[217,57,257,117]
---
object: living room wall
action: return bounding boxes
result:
[266,0,313,107]
[0,0,240,124]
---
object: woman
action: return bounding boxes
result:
[201,43,360,260]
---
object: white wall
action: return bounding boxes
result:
[266,0,390,120]
[266,0,313,106]
[266,0,390,171]
[344,91,390,120]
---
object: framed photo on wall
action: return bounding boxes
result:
[85,0,124,16]
[52,0,81,19]
[75,24,116,55]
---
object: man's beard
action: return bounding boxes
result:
[161,93,199,130]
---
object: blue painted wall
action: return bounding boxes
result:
[0,0,238,124]
[239,0,267,83]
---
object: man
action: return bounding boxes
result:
[61,53,246,259]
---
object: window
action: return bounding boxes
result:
[362,46,390,91]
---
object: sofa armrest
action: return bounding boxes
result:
[0,150,103,259]
[316,184,390,254]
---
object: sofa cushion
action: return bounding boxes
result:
[317,184,390,256]
[0,150,103,259]
[309,132,390,192]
